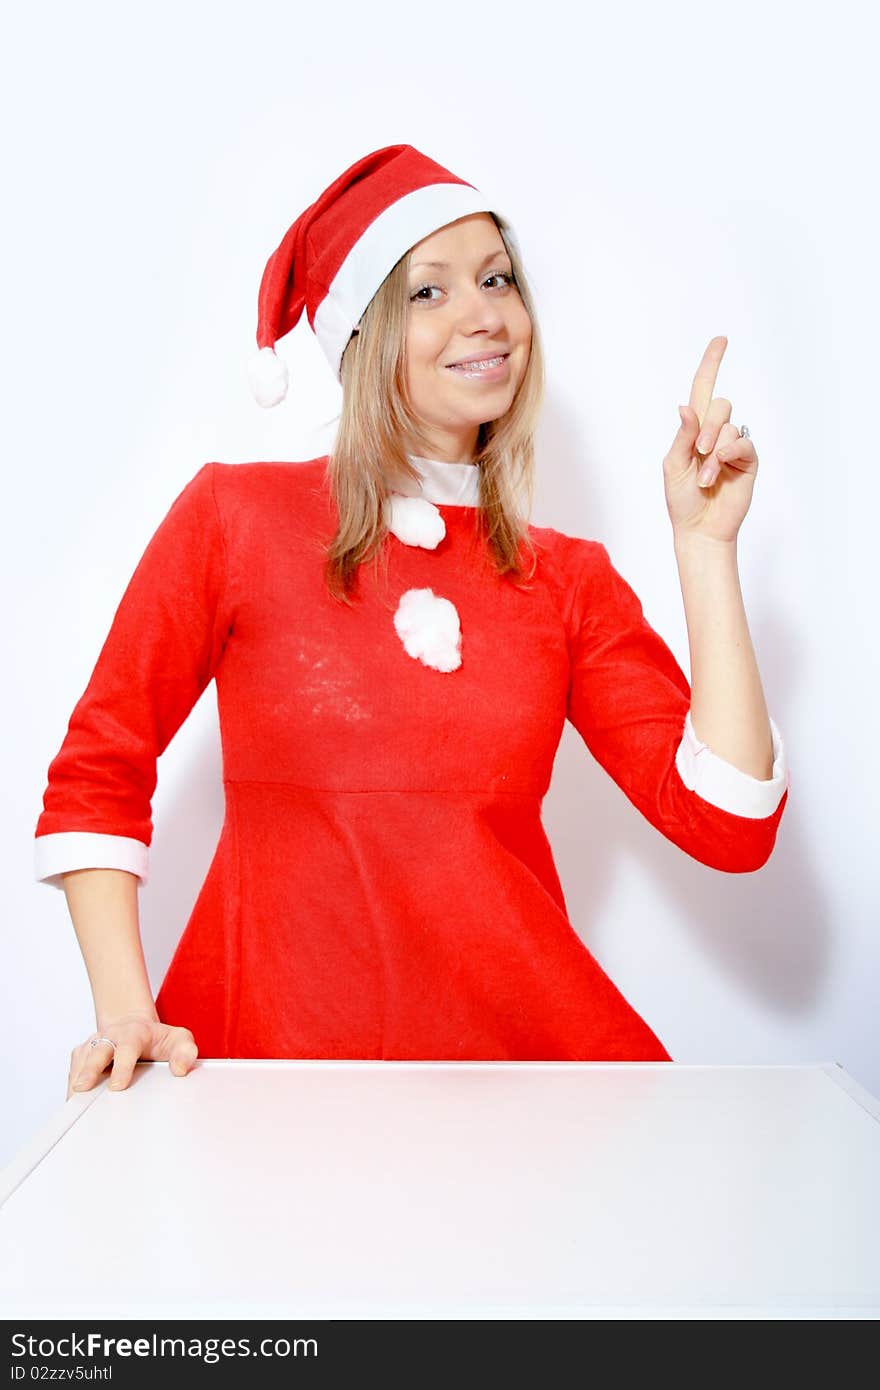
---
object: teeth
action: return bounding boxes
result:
[450,355,506,371]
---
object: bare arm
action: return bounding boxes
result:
[61,868,159,1027]
[664,339,779,784]
[61,868,196,1095]
[673,532,774,781]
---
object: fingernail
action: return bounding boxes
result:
[72,1079,86,1090]
[696,433,713,453]
[697,465,715,486]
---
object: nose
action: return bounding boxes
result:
[455,282,507,336]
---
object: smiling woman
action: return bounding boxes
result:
[404,215,533,457]
[34,143,790,1093]
[328,207,545,600]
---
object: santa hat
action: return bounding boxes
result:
[247,143,520,406]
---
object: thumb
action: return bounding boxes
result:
[142,1021,198,1075]
[170,1039,199,1077]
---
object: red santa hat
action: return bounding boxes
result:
[247,143,520,406]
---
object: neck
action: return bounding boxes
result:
[407,425,480,464]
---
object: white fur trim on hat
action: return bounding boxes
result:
[393,588,462,672]
[315,182,518,382]
[384,493,446,549]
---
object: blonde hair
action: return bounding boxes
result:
[324,215,545,604]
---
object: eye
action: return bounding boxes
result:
[408,271,516,304]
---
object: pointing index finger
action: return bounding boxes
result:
[688,335,728,428]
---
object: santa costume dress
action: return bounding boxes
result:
[32,144,790,1062]
[33,450,789,1062]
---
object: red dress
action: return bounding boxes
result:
[34,457,789,1061]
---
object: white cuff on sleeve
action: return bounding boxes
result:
[34,832,150,890]
[675,710,789,819]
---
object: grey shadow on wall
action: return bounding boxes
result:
[535,387,828,1018]
[140,698,225,1010]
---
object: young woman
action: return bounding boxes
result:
[34,145,789,1097]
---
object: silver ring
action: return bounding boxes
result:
[88,1035,117,1050]
[739,425,750,438]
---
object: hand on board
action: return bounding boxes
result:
[67,1013,198,1099]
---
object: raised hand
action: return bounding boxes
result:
[663,335,760,544]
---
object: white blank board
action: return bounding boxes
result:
[1,1061,878,1319]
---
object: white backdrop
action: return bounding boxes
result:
[3,0,877,1168]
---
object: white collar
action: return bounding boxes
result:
[394,454,481,506]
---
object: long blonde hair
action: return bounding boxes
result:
[324,214,545,604]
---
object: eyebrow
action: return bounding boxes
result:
[409,247,511,272]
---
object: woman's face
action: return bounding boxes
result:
[404,212,532,463]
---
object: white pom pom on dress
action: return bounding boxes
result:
[393,587,462,673]
[382,455,481,673]
[384,493,446,550]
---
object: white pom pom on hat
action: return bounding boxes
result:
[247,142,521,405]
[247,346,290,408]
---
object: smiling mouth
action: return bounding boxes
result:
[446,354,510,373]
